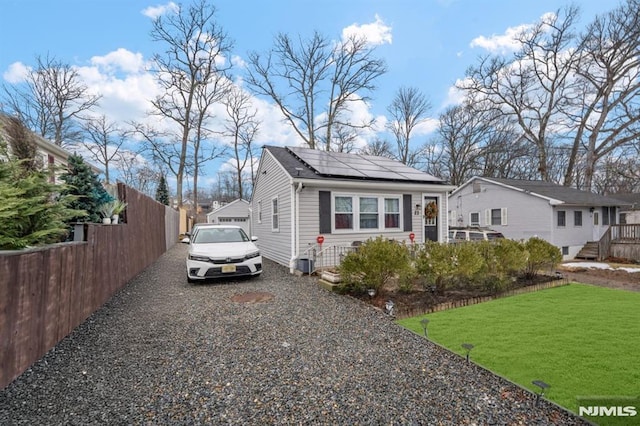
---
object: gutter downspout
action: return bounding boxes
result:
[288,181,304,274]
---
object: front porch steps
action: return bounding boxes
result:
[575,241,599,260]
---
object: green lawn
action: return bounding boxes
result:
[397,284,640,415]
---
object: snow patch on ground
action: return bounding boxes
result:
[563,262,640,273]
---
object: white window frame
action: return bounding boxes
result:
[271,196,279,232]
[469,211,480,226]
[485,208,507,226]
[557,210,566,227]
[332,193,403,233]
[574,210,583,227]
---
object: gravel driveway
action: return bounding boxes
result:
[1,244,587,425]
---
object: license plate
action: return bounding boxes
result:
[221,265,236,273]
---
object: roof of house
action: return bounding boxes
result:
[207,199,249,216]
[265,145,447,184]
[472,177,624,207]
[610,193,640,208]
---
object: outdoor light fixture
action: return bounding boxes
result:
[461,343,474,364]
[420,318,430,338]
[532,380,550,407]
[367,288,376,298]
[385,300,395,316]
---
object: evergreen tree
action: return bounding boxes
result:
[0,140,84,249]
[60,154,112,223]
[155,174,170,206]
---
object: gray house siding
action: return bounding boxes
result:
[296,187,427,252]
[251,152,293,267]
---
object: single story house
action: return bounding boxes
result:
[448,176,626,259]
[250,145,455,272]
[206,198,251,235]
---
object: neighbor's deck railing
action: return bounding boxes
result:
[597,224,640,260]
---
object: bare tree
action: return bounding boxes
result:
[246,31,386,150]
[116,149,165,198]
[592,153,640,194]
[147,0,232,207]
[79,115,127,184]
[459,6,581,182]
[386,86,431,165]
[359,138,395,158]
[190,75,229,212]
[221,86,260,199]
[564,0,640,190]
[2,54,101,147]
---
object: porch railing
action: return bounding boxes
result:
[300,244,360,275]
[597,224,640,260]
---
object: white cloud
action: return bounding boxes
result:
[89,48,147,74]
[342,14,392,46]
[470,12,558,54]
[442,80,468,107]
[231,55,246,69]
[2,62,30,83]
[141,2,179,19]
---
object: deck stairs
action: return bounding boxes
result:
[575,241,599,260]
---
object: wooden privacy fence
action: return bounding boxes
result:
[0,183,179,389]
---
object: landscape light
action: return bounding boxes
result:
[367,288,376,298]
[461,343,474,364]
[532,380,550,407]
[385,300,394,316]
[420,318,430,338]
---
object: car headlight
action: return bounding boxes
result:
[189,254,210,262]
[245,251,260,260]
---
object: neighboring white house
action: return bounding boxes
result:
[206,199,251,235]
[250,145,455,272]
[612,193,640,224]
[0,113,101,182]
[449,176,626,259]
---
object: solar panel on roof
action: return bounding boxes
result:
[287,146,442,182]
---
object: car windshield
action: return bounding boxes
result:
[193,228,249,244]
[487,232,504,240]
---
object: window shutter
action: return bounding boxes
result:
[319,191,331,234]
[485,209,491,226]
[501,208,508,226]
[403,194,412,231]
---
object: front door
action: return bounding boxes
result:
[423,196,438,242]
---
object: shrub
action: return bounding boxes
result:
[60,154,113,223]
[415,241,484,292]
[338,236,412,294]
[0,141,84,250]
[524,237,562,278]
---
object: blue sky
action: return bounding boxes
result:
[0,0,617,187]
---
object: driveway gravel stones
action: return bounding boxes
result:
[1,244,588,425]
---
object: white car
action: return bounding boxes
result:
[185,224,262,283]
